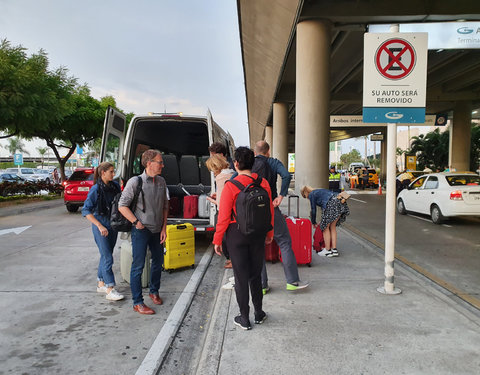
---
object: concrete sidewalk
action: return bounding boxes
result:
[196,227,480,375]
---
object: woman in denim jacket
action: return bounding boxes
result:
[301,186,350,258]
[82,162,124,301]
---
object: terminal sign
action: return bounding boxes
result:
[363,32,428,123]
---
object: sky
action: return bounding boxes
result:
[0,0,249,156]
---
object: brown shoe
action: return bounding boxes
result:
[224,260,232,269]
[133,303,155,315]
[149,293,163,305]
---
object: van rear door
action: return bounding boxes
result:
[206,109,214,145]
[100,106,127,176]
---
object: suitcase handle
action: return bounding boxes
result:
[177,224,187,230]
[180,242,186,245]
[288,195,300,218]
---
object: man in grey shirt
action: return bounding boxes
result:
[119,149,169,315]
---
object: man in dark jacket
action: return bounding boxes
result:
[253,140,309,292]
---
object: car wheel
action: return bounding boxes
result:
[430,204,444,224]
[397,199,407,215]
[66,204,79,213]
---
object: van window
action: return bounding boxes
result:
[104,133,121,169]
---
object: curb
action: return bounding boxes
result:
[194,270,233,375]
[135,246,214,375]
[0,198,63,217]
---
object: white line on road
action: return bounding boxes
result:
[442,224,452,228]
[350,197,367,203]
[407,214,432,223]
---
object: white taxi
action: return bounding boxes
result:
[397,172,480,224]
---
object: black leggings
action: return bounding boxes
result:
[226,224,265,320]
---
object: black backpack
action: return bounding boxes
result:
[252,155,276,198]
[229,176,272,237]
[110,176,144,232]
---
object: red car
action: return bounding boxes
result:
[63,168,95,212]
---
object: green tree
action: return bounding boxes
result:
[410,128,449,171]
[340,149,362,166]
[3,136,30,156]
[36,146,47,167]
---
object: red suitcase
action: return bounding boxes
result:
[183,195,198,219]
[285,195,312,266]
[313,225,331,252]
[265,240,279,263]
[169,196,181,217]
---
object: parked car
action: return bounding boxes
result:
[34,169,53,184]
[63,168,95,213]
[0,173,26,183]
[5,167,44,182]
[397,172,480,224]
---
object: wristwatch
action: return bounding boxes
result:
[132,219,139,226]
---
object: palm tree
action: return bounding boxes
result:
[36,147,48,168]
[5,137,30,157]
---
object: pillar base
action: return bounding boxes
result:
[377,286,402,295]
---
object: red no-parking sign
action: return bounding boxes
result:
[363,32,428,123]
[375,38,416,80]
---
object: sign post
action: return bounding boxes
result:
[363,25,428,295]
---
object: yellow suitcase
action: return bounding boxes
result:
[164,223,195,271]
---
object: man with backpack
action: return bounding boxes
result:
[118,149,169,315]
[253,141,309,292]
[213,147,274,330]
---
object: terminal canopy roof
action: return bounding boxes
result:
[237,0,480,148]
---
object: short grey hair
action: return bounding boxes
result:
[141,149,162,167]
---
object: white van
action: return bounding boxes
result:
[100,106,235,232]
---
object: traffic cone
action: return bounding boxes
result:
[377,180,382,195]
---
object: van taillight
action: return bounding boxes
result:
[450,190,463,200]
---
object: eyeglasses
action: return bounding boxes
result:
[151,160,164,165]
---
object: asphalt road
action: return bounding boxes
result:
[0,204,219,375]
[345,192,480,302]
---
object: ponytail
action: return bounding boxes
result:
[94,162,114,184]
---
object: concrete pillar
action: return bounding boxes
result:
[272,102,289,167]
[295,19,331,194]
[449,101,471,171]
[264,125,273,149]
[380,130,387,183]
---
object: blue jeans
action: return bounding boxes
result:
[92,224,118,287]
[130,227,164,306]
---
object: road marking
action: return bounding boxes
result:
[350,197,367,203]
[0,226,31,236]
[343,223,480,311]
[442,224,452,228]
[407,214,431,223]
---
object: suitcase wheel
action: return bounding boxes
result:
[191,265,195,269]
[307,263,311,267]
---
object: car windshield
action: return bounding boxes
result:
[21,169,34,174]
[69,171,94,181]
[446,175,480,186]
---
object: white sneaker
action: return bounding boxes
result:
[229,276,235,284]
[222,281,235,290]
[106,288,124,301]
[317,249,333,257]
[330,248,339,257]
[97,285,108,293]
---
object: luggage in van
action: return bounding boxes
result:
[265,239,280,263]
[120,240,151,288]
[164,223,195,271]
[183,195,198,218]
[198,194,210,218]
[285,195,312,266]
[169,196,181,217]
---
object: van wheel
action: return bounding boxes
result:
[397,199,407,215]
[66,204,79,213]
[431,205,444,224]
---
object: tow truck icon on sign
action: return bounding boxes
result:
[385,111,404,120]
